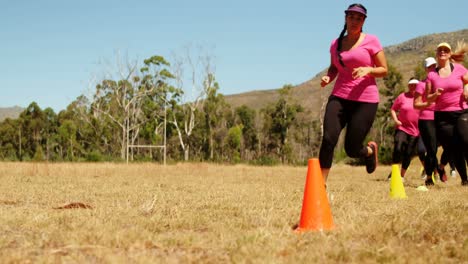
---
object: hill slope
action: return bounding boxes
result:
[225,29,468,116]
[0,106,23,121]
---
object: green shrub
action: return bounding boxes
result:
[86,151,103,162]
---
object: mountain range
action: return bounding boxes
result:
[0,106,23,122]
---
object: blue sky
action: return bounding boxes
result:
[1,0,467,112]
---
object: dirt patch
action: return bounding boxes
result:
[0,200,19,205]
[53,202,93,209]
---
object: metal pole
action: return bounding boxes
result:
[163,100,167,166]
[126,118,129,164]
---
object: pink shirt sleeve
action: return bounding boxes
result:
[391,95,402,111]
[329,34,383,103]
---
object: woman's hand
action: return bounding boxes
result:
[352,67,372,79]
[321,76,331,87]
[427,88,443,102]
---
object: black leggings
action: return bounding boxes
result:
[418,119,438,176]
[416,137,426,162]
[440,149,455,170]
[392,130,418,170]
[319,96,378,169]
[435,110,468,182]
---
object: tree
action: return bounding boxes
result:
[225,125,243,163]
[92,55,174,160]
[170,48,215,161]
[202,77,229,161]
[57,95,95,160]
[57,120,78,160]
[291,109,322,163]
[19,102,46,160]
[0,118,21,160]
[235,105,258,160]
[138,56,180,163]
[261,84,303,164]
[43,107,58,161]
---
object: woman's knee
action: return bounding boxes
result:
[322,132,339,149]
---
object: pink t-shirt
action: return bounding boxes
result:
[330,34,383,103]
[415,79,434,120]
[392,92,420,136]
[427,63,468,111]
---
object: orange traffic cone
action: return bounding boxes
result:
[296,158,335,232]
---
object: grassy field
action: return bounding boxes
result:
[0,161,466,263]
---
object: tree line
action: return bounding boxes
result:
[2,53,455,165]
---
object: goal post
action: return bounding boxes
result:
[126,144,166,165]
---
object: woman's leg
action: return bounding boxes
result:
[343,101,378,173]
[401,135,418,177]
[416,137,426,166]
[418,120,438,178]
[343,102,378,158]
[455,111,468,183]
[319,96,347,181]
[392,130,407,165]
[435,111,466,184]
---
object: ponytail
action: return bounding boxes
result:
[337,24,347,67]
[451,41,468,63]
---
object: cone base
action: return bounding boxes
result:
[295,225,335,233]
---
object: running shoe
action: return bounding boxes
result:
[425,178,435,186]
[437,167,447,182]
[450,169,457,178]
[365,141,378,174]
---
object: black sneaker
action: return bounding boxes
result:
[365,141,378,174]
[425,178,435,186]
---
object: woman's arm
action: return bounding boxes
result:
[352,50,388,79]
[390,109,402,126]
[413,93,431,110]
[321,55,337,87]
[461,72,468,102]
[464,83,468,103]
[424,81,444,103]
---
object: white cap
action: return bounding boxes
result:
[408,79,419,85]
[423,57,437,68]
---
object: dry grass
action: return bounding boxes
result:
[0,161,466,263]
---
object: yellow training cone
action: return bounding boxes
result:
[390,164,407,199]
